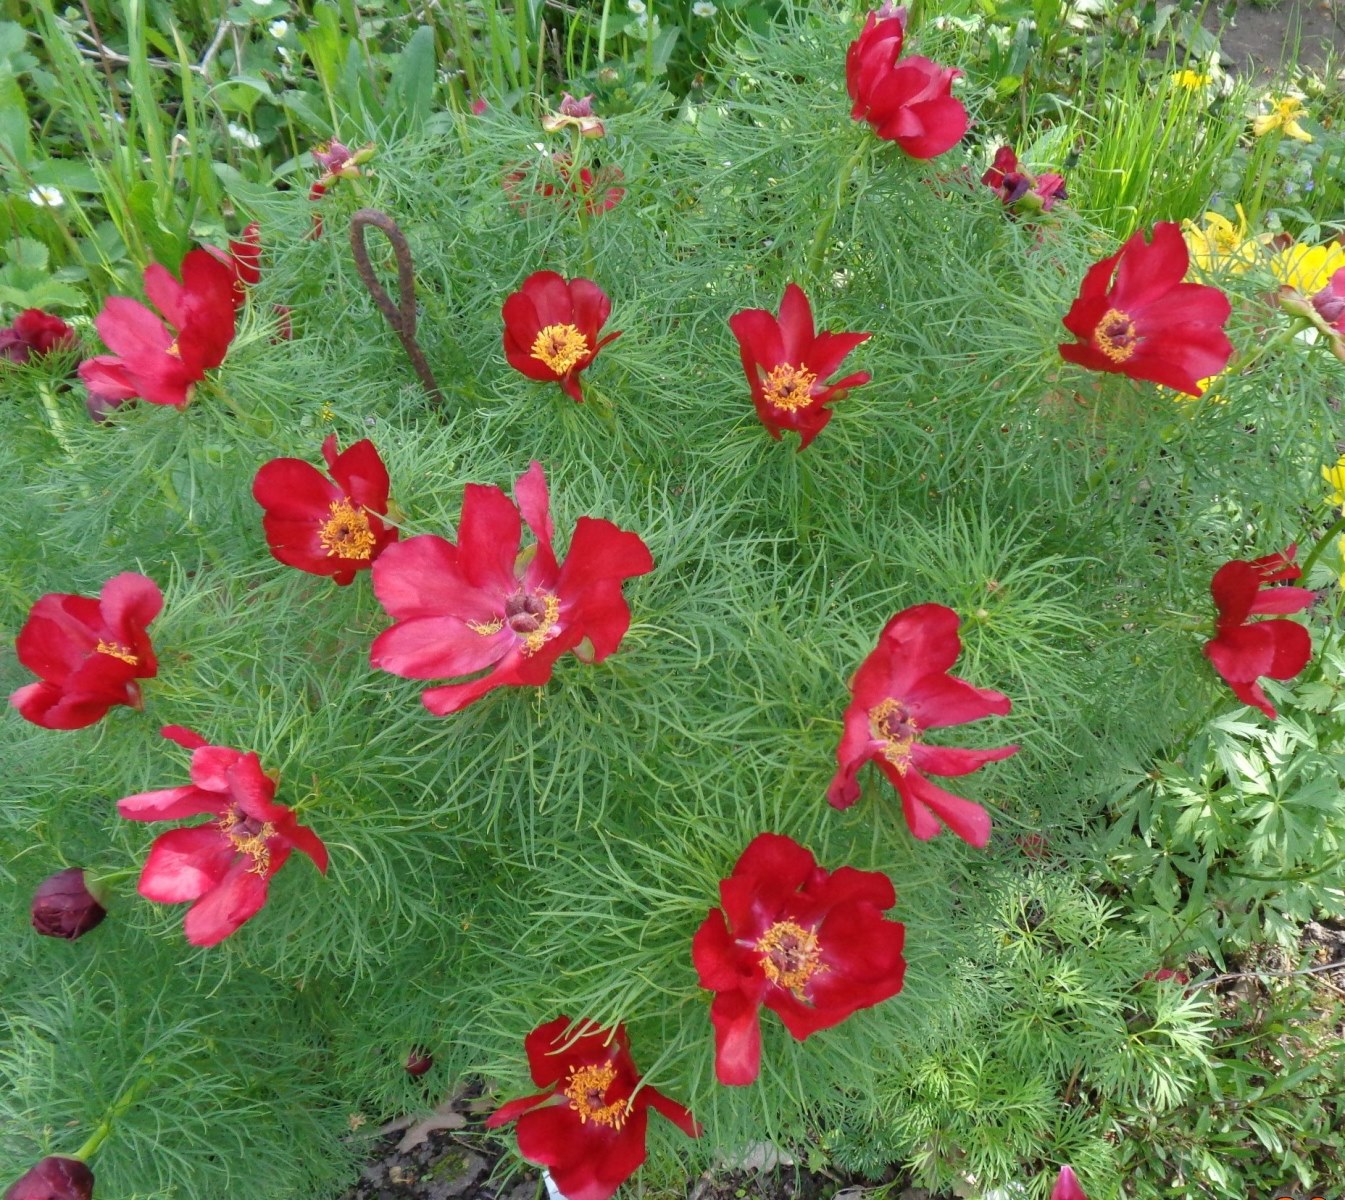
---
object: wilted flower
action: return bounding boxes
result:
[308,140,376,236]
[117,725,329,946]
[78,249,238,410]
[31,868,107,940]
[1050,1166,1088,1200]
[1181,205,1264,275]
[693,833,907,1086]
[227,121,261,149]
[827,603,1017,847]
[1203,547,1315,719]
[27,186,64,208]
[252,436,398,585]
[981,146,1066,213]
[486,1016,699,1200]
[0,309,77,365]
[3,1156,94,1200]
[502,152,626,216]
[1279,264,1345,361]
[11,572,162,730]
[1252,95,1313,141]
[542,93,605,138]
[502,271,621,403]
[371,461,653,714]
[1059,222,1233,397]
[846,8,968,159]
[728,283,871,450]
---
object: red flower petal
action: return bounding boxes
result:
[138,824,234,903]
[182,859,271,946]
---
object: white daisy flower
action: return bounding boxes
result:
[693,1,717,14]
[28,186,64,207]
[269,19,288,37]
[626,0,646,12]
[228,122,262,149]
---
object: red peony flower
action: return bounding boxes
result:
[77,248,238,410]
[486,1016,699,1200]
[370,461,653,715]
[252,435,398,585]
[11,572,161,731]
[728,283,871,450]
[3,1156,94,1200]
[1059,222,1234,397]
[502,153,625,216]
[31,868,107,940]
[117,725,328,946]
[692,832,907,1086]
[981,146,1066,213]
[826,603,1017,848]
[1051,1166,1087,1200]
[502,271,621,403]
[1202,546,1315,719]
[203,221,262,310]
[846,8,968,159]
[0,309,78,364]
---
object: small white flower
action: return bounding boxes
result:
[692,1,717,15]
[626,0,646,12]
[28,186,63,207]
[268,18,288,37]
[277,45,294,65]
[227,122,262,149]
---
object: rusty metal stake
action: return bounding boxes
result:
[349,208,445,410]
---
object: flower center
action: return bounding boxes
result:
[319,499,376,560]
[503,590,561,654]
[166,339,181,358]
[563,1062,628,1128]
[868,696,919,773]
[531,323,590,376]
[219,809,277,876]
[1093,308,1139,363]
[756,920,825,998]
[761,363,818,412]
[95,640,139,665]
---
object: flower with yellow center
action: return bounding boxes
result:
[1171,68,1212,92]
[1182,205,1262,275]
[318,498,377,560]
[562,1062,628,1129]
[1252,95,1313,142]
[1092,308,1140,363]
[756,920,826,999]
[95,639,140,665]
[530,323,590,376]
[760,363,818,412]
[1272,241,1345,296]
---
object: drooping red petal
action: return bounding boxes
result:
[182,859,270,945]
[708,986,764,1087]
[137,824,234,903]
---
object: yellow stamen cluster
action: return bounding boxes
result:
[521,594,561,655]
[868,696,918,773]
[756,920,825,999]
[531,323,590,376]
[319,499,376,560]
[1092,308,1139,363]
[219,811,278,876]
[468,618,505,637]
[95,640,139,665]
[761,363,818,412]
[563,1062,628,1128]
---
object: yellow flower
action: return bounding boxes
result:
[1323,454,1345,507]
[1252,96,1313,142]
[1272,242,1345,295]
[1168,375,1226,404]
[1181,205,1262,274]
[1171,68,1211,91]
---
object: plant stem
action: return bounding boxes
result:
[1298,510,1345,580]
[73,1071,154,1161]
[806,140,867,282]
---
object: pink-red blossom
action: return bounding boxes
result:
[117,725,328,946]
[486,1016,699,1200]
[1051,1166,1087,1200]
[502,271,621,403]
[981,146,1067,213]
[3,1157,94,1200]
[846,8,968,159]
[728,283,870,449]
[693,832,907,1086]
[78,249,238,410]
[11,572,161,730]
[827,603,1017,848]
[1059,222,1233,396]
[1203,546,1315,719]
[370,461,653,714]
[0,309,77,364]
[252,436,398,585]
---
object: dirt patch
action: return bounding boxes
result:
[1210,0,1345,78]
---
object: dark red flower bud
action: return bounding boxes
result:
[3,1156,95,1200]
[405,1047,433,1077]
[31,869,107,940]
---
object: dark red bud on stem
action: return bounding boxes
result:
[31,869,107,940]
[4,1156,95,1200]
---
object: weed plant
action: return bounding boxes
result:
[1,4,1344,1200]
